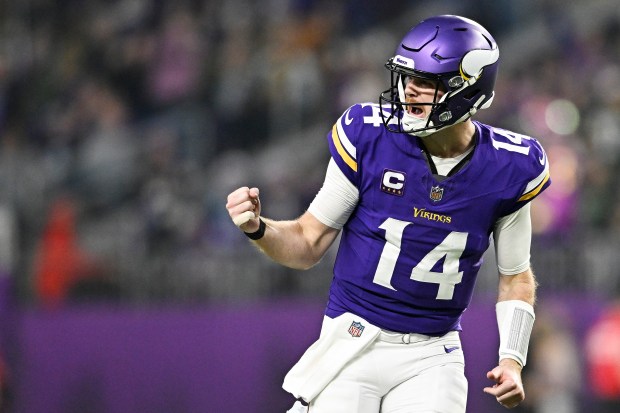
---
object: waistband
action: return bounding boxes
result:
[378,330,433,344]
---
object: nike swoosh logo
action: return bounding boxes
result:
[538,146,547,165]
[344,108,354,125]
[444,345,460,353]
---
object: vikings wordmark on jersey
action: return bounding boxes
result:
[326,103,550,335]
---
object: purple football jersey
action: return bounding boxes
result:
[324,103,551,335]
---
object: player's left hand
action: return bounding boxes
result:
[483,359,525,409]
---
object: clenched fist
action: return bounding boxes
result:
[226,187,261,233]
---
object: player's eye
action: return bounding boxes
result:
[404,76,436,91]
[419,80,432,88]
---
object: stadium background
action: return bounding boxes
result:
[1,0,620,411]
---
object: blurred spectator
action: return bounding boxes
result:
[146,10,205,107]
[0,354,10,413]
[32,196,104,306]
[584,298,620,413]
[521,305,581,413]
[71,80,141,210]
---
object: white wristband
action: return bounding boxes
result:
[496,300,535,367]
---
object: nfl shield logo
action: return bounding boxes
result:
[430,186,444,202]
[348,321,365,338]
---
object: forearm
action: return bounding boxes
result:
[497,268,537,305]
[495,268,537,368]
[253,219,319,270]
[227,187,340,270]
[252,213,339,270]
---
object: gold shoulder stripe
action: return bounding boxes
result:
[518,172,550,202]
[331,124,357,172]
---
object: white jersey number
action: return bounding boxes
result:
[362,103,399,127]
[491,128,531,155]
[372,218,467,300]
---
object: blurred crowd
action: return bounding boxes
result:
[1,0,620,305]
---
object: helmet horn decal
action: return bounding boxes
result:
[460,48,499,80]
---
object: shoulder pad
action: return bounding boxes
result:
[328,103,379,172]
[517,138,550,202]
[488,126,551,209]
[331,105,361,173]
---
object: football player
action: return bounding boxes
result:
[226,15,550,413]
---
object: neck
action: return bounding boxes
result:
[419,120,476,158]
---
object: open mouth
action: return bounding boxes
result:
[409,106,425,117]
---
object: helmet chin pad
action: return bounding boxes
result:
[402,110,465,137]
[401,112,438,137]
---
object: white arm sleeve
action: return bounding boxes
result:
[493,203,532,275]
[307,158,359,229]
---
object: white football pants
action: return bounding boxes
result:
[307,317,468,413]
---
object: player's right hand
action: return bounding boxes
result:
[226,187,261,233]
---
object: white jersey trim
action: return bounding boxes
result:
[336,109,357,159]
[522,152,549,195]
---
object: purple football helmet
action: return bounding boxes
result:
[380,15,499,137]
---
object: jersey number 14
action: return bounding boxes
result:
[372,218,467,300]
